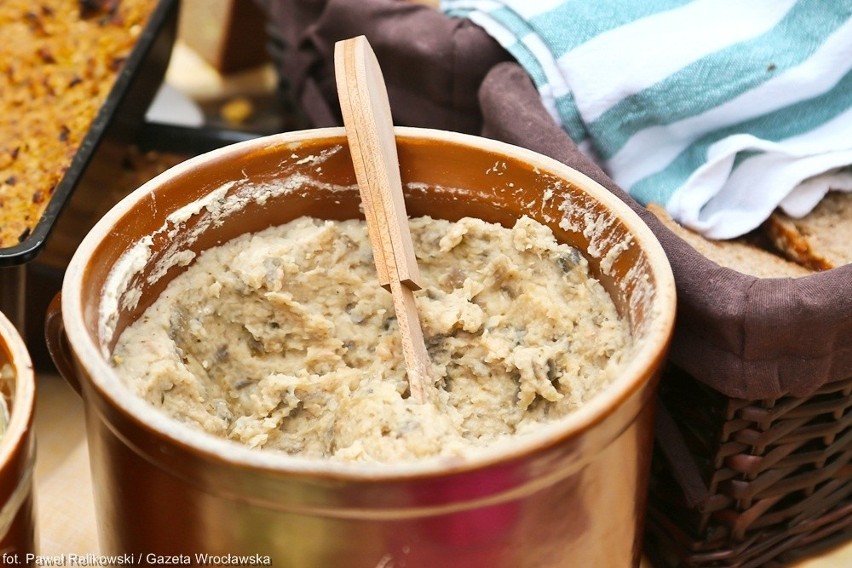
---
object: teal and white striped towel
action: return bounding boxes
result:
[442,0,852,239]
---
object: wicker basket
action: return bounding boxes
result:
[646,366,852,567]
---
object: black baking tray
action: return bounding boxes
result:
[136,122,262,155]
[0,0,179,266]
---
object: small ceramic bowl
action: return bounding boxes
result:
[46,127,675,567]
[0,310,36,558]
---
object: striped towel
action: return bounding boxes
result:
[442,0,852,239]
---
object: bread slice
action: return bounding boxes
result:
[763,191,851,271]
[647,204,812,278]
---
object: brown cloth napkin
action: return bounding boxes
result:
[255,0,511,132]
[254,0,852,401]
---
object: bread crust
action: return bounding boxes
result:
[647,203,812,278]
[763,191,851,271]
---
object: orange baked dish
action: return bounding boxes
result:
[0,0,155,248]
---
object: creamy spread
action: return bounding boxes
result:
[111,215,631,463]
[0,363,13,438]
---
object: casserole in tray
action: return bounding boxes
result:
[0,0,178,264]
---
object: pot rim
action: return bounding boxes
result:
[0,311,35,470]
[62,126,676,480]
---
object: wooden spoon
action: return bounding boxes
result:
[334,35,432,403]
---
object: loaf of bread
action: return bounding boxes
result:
[0,0,155,248]
[647,204,812,278]
[763,191,851,271]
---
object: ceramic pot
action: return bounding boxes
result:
[0,310,36,560]
[46,127,675,567]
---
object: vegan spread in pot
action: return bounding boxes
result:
[111,215,631,462]
[0,363,11,438]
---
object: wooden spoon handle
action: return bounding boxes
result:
[335,35,432,402]
[334,35,422,291]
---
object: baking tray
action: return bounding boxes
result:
[136,122,262,155]
[0,0,179,266]
[0,0,179,339]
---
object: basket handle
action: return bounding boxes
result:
[44,293,83,397]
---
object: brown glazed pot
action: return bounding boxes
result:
[0,311,36,560]
[46,128,675,567]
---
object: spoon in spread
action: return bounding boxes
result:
[334,35,432,403]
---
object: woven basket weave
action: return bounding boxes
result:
[646,366,852,567]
